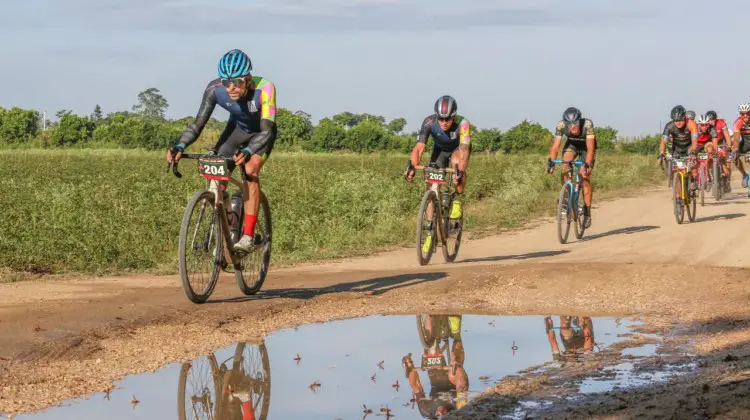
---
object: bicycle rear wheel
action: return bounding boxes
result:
[235,193,272,296]
[442,193,463,263]
[557,183,573,244]
[416,190,439,265]
[673,173,684,224]
[179,190,222,304]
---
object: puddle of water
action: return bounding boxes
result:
[12,315,637,420]
[579,361,698,394]
[622,344,658,358]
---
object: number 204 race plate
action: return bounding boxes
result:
[197,158,230,181]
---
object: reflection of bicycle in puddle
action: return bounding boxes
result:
[404,314,469,419]
[545,316,599,362]
[178,341,271,420]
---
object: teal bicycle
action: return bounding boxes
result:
[551,159,586,244]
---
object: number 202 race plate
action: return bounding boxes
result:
[425,170,446,183]
[197,158,230,181]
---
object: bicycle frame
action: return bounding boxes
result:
[415,164,457,242]
[673,158,689,201]
[552,159,585,212]
[170,154,247,266]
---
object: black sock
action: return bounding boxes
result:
[584,205,591,216]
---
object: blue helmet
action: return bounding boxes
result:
[218,49,252,78]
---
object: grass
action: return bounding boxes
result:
[0,149,663,280]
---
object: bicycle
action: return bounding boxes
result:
[177,341,271,420]
[671,156,697,224]
[551,159,586,244]
[169,154,272,304]
[404,161,464,266]
[695,152,710,207]
[413,314,461,375]
[712,144,731,201]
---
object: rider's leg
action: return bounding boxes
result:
[449,146,470,219]
[242,154,266,239]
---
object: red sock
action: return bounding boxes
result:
[242,401,255,420]
[243,214,257,236]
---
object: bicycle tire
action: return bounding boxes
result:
[235,193,272,296]
[416,190,439,266]
[712,158,722,201]
[673,172,684,224]
[227,342,272,420]
[667,160,674,187]
[700,165,706,207]
[416,315,438,348]
[179,190,222,304]
[442,193,463,263]
[686,174,697,222]
[177,354,220,420]
[574,180,586,240]
[557,183,573,244]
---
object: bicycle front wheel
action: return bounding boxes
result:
[673,173,684,224]
[179,190,222,304]
[235,193,272,296]
[442,193,463,263]
[712,159,722,201]
[686,175,697,222]
[700,166,706,207]
[557,183,573,244]
[416,190,439,265]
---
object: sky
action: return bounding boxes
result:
[0,0,746,136]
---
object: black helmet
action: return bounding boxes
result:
[706,110,718,121]
[562,107,582,126]
[434,95,458,119]
[671,105,686,121]
[686,110,696,120]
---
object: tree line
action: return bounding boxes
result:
[0,88,660,154]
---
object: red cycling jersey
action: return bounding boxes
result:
[734,117,750,140]
[696,127,718,145]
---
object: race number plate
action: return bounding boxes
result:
[197,158,230,181]
[697,153,708,160]
[424,169,446,184]
[421,353,446,368]
[674,160,686,169]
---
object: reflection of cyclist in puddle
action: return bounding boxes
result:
[402,315,469,419]
[544,316,595,361]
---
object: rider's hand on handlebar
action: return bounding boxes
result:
[405,169,416,182]
[657,153,664,163]
[234,148,252,166]
[167,145,183,163]
[546,158,555,174]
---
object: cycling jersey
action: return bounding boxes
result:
[696,127,718,146]
[662,121,694,153]
[417,115,471,152]
[179,76,277,155]
[555,119,596,156]
[733,117,750,153]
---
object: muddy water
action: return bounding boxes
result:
[12,315,644,420]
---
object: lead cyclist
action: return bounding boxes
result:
[167,49,277,252]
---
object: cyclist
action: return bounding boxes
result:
[406,95,471,213]
[732,103,750,188]
[403,315,469,419]
[704,111,732,192]
[660,106,698,196]
[546,107,597,228]
[695,114,720,184]
[544,316,595,362]
[166,49,277,252]
[406,95,471,254]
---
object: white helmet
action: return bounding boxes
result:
[739,103,750,112]
[696,114,711,124]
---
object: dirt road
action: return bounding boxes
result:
[1,181,749,417]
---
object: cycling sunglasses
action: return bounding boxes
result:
[741,112,750,117]
[221,77,246,88]
[698,123,711,130]
[437,116,454,123]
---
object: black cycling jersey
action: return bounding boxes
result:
[416,114,471,152]
[662,121,693,152]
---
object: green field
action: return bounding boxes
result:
[0,149,662,280]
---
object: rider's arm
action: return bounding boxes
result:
[548,121,564,160]
[733,119,743,151]
[456,118,471,172]
[583,120,595,166]
[411,116,433,166]
[659,124,670,155]
[177,80,220,149]
[712,128,719,152]
[244,82,278,155]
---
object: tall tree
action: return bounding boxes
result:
[386,117,407,134]
[132,88,169,119]
[91,104,103,124]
